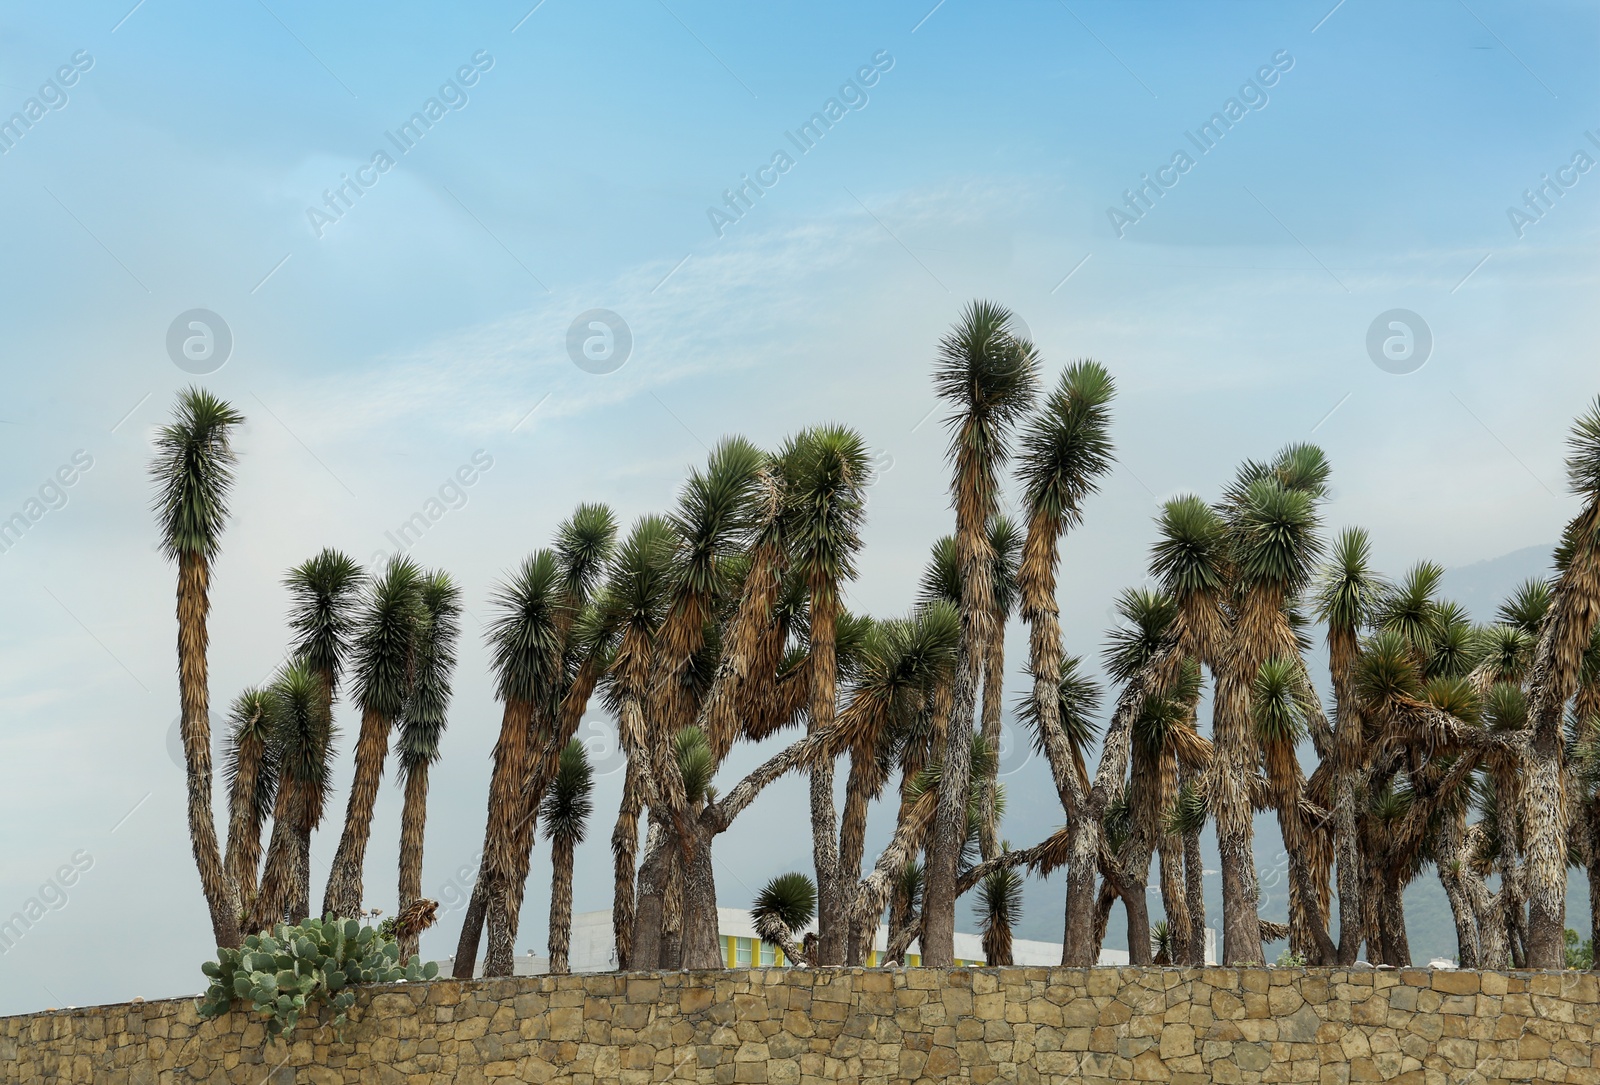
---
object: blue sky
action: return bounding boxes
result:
[0,0,1596,1012]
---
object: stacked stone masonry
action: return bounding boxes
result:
[4,966,1600,1084]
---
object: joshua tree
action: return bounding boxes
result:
[781,424,872,964]
[252,662,336,929]
[280,549,364,918]
[223,687,277,911]
[976,863,1023,965]
[323,557,427,920]
[924,300,1040,965]
[396,570,461,962]
[1011,360,1115,965]
[150,386,246,949]
[1520,398,1600,966]
[478,552,568,976]
[542,739,594,974]
[752,872,817,965]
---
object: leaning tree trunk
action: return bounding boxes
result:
[1212,655,1264,966]
[177,552,242,950]
[397,763,429,963]
[451,876,488,979]
[322,706,394,920]
[251,783,300,931]
[223,724,269,914]
[482,701,536,977]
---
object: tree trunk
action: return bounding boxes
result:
[631,820,670,970]
[1181,766,1208,966]
[839,749,875,966]
[611,761,643,970]
[223,728,268,914]
[251,783,300,931]
[1381,876,1410,966]
[549,836,574,974]
[397,764,429,963]
[323,706,394,920]
[289,827,312,924]
[1523,731,1568,969]
[451,876,488,978]
[479,700,536,977]
[976,621,1006,861]
[808,590,845,966]
[177,552,242,950]
[680,824,724,970]
[1333,770,1364,965]
[1158,832,1190,966]
[1061,816,1100,965]
[1218,829,1263,965]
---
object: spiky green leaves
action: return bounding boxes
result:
[1497,577,1552,636]
[556,504,619,605]
[781,424,872,601]
[919,536,961,610]
[606,516,680,636]
[1104,588,1178,684]
[673,726,715,803]
[975,863,1023,962]
[1314,527,1386,633]
[1151,496,1228,600]
[1355,629,1422,704]
[487,551,568,708]
[1017,360,1116,526]
[270,662,338,826]
[399,571,462,773]
[672,437,766,601]
[752,872,817,938]
[352,557,428,720]
[541,740,594,846]
[1166,781,1208,836]
[1231,478,1323,592]
[226,687,279,824]
[932,300,1040,464]
[1564,395,1600,500]
[150,387,245,561]
[285,550,365,695]
[1253,657,1308,745]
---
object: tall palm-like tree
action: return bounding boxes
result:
[542,739,594,974]
[1524,398,1600,966]
[976,863,1023,965]
[977,517,1022,861]
[323,556,426,919]
[603,517,678,969]
[279,549,364,919]
[781,424,872,964]
[1313,527,1387,963]
[252,662,337,929]
[396,570,461,962]
[150,386,247,949]
[1209,448,1327,964]
[1011,359,1115,965]
[478,551,568,976]
[924,301,1040,965]
[223,688,277,912]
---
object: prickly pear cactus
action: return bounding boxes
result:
[197,915,438,1039]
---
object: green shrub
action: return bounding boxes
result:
[198,916,438,1039]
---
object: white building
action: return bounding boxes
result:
[444,909,1215,975]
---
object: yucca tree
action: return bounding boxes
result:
[976,862,1023,965]
[150,386,246,948]
[396,570,461,962]
[1011,359,1115,965]
[1313,526,1386,963]
[475,551,569,976]
[781,424,872,964]
[753,872,817,965]
[1524,397,1600,966]
[541,739,594,974]
[252,662,336,929]
[1209,448,1327,964]
[923,301,1040,965]
[603,517,678,969]
[223,688,277,911]
[977,516,1022,861]
[451,505,618,977]
[323,556,427,920]
[279,549,364,919]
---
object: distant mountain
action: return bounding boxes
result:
[1437,544,1554,624]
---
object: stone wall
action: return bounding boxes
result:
[4,966,1599,1084]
